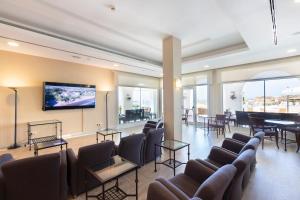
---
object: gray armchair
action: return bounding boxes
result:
[115,133,144,166]
[143,128,164,164]
[66,141,115,196]
[221,137,260,171]
[197,147,255,200]
[0,152,67,200]
[147,160,236,200]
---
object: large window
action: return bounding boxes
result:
[196,85,208,116]
[223,77,300,114]
[118,86,158,124]
[265,78,300,113]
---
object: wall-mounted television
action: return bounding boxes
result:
[43,82,96,111]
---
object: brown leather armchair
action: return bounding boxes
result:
[66,141,115,196]
[197,148,255,200]
[0,152,67,200]
[147,160,236,200]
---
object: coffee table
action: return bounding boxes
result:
[96,129,122,143]
[85,155,138,200]
[154,139,190,176]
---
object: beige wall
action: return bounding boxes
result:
[0,51,116,148]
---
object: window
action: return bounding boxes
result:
[265,78,300,113]
[196,85,208,116]
[223,77,300,114]
[118,86,158,124]
[242,81,265,112]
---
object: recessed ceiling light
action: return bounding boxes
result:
[204,65,210,68]
[137,83,145,86]
[294,0,300,3]
[7,41,19,47]
[113,64,119,67]
[287,49,297,53]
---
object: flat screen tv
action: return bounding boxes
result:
[43,82,96,111]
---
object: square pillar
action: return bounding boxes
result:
[163,36,182,140]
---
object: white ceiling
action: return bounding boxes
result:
[0,0,300,76]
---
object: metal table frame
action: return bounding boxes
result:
[96,129,122,143]
[154,140,190,176]
[265,119,299,151]
[85,157,138,200]
[27,120,65,151]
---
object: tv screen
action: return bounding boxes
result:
[43,82,96,111]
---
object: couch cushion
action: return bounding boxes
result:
[169,173,200,198]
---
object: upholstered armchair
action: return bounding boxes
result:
[197,147,255,200]
[0,152,67,200]
[115,133,144,166]
[66,141,115,196]
[147,160,236,200]
[143,128,164,164]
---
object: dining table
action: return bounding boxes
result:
[265,119,299,151]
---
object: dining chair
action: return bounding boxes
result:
[248,116,279,149]
[208,114,226,138]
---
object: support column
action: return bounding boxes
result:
[208,69,222,116]
[163,36,182,140]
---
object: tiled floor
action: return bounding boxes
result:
[1,125,300,200]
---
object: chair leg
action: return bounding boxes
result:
[275,134,279,149]
[262,138,264,150]
[223,128,225,138]
[227,124,231,133]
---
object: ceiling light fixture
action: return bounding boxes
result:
[287,49,297,53]
[7,41,19,47]
[113,63,119,67]
[294,0,300,3]
[269,0,278,45]
[204,65,210,68]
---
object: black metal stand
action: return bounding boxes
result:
[105,91,109,131]
[8,88,20,149]
[154,143,190,176]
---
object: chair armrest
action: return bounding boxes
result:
[207,147,238,166]
[156,178,190,200]
[147,120,157,125]
[144,123,157,128]
[0,171,4,200]
[59,151,68,200]
[221,138,245,154]
[232,133,251,143]
[254,131,265,142]
[147,181,187,200]
[66,149,78,196]
[184,160,215,184]
[195,159,218,171]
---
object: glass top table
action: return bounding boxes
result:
[27,119,62,126]
[96,128,122,143]
[160,140,190,150]
[85,155,138,200]
[155,139,190,176]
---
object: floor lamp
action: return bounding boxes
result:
[105,91,109,131]
[8,87,21,149]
